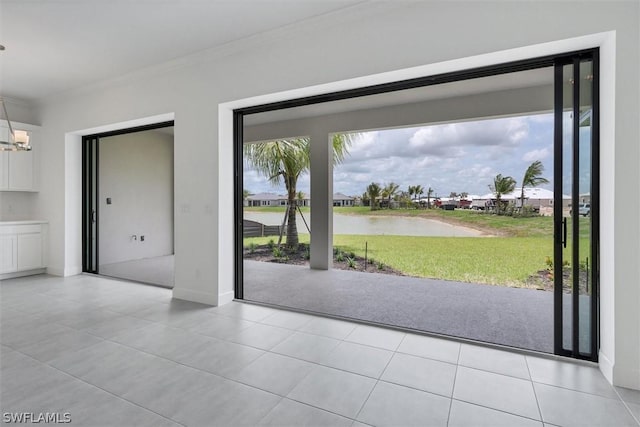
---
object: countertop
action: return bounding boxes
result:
[0,220,48,225]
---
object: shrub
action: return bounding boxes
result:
[347,257,357,269]
[336,252,345,262]
[377,261,385,270]
[248,242,257,254]
[272,247,284,258]
[267,239,275,249]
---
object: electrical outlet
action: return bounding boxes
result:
[140,235,145,242]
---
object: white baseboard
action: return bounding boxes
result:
[614,362,640,390]
[64,266,82,277]
[46,266,64,276]
[172,287,218,306]
[599,350,614,384]
[218,290,234,306]
[1,268,46,280]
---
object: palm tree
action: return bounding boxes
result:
[382,182,399,209]
[296,190,306,206]
[408,185,416,202]
[415,185,424,204]
[361,191,370,207]
[244,134,351,249]
[426,187,434,209]
[491,174,516,214]
[367,182,382,210]
[520,160,549,210]
[243,189,251,203]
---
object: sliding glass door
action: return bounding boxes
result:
[82,136,99,273]
[554,52,599,360]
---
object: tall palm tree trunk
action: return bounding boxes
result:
[286,182,299,250]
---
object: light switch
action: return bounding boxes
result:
[106,198,112,204]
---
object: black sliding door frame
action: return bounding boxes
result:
[234,49,599,360]
[82,136,99,273]
[81,120,175,275]
[553,51,599,361]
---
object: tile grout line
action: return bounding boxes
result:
[6,280,636,426]
[6,291,626,404]
[352,333,409,422]
[611,387,640,426]
[448,398,545,424]
[5,345,187,427]
[524,356,545,423]
[446,343,462,427]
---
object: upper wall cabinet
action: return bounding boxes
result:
[0,121,40,192]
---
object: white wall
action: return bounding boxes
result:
[98,130,173,265]
[0,192,38,221]
[31,2,639,388]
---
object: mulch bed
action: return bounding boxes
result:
[243,243,404,276]
[525,268,592,295]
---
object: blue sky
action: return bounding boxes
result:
[244,112,563,197]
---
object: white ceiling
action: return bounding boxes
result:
[0,0,364,100]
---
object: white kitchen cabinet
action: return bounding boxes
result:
[0,234,17,273]
[0,152,8,190]
[17,233,42,270]
[0,122,39,192]
[0,222,47,278]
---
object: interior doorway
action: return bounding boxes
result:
[82,121,175,288]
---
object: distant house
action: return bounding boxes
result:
[245,192,282,207]
[470,188,571,215]
[333,193,355,207]
[246,192,311,207]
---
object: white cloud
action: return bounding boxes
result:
[522,147,551,162]
[246,114,552,197]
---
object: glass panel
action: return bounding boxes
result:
[242,136,312,301]
[578,59,593,355]
[561,63,574,353]
[91,139,97,270]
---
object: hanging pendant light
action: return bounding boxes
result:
[0,97,32,151]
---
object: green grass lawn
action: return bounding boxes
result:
[243,206,592,287]
[244,233,590,287]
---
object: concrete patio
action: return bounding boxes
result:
[244,260,591,354]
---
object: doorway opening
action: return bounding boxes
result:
[235,51,598,360]
[82,121,175,288]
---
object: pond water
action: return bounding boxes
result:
[243,211,485,237]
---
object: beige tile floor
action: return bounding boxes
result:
[1,274,639,427]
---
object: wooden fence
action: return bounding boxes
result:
[243,220,282,238]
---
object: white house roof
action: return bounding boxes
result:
[333,193,354,200]
[246,192,283,201]
[476,188,570,200]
